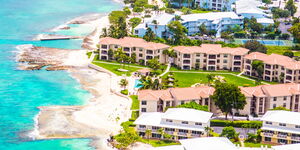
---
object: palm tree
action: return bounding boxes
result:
[152,78,161,90]
[119,79,128,90]
[204,126,212,137]
[162,49,169,63]
[152,20,158,36]
[145,129,152,141]
[206,74,215,85]
[158,128,165,139]
[108,49,114,60]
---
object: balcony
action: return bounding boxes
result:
[208,61,216,65]
[183,54,191,58]
[137,128,146,131]
[265,65,271,69]
[287,70,293,75]
[263,132,274,137]
[208,55,216,59]
[165,131,174,135]
[234,62,241,66]
[278,133,288,138]
[178,132,187,136]
[146,50,153,54]
[191,133,201,137]
[123,47,130,52]
[183,60,191,64]
[291,136,300,141]
[101,51,108,55]
[234,56,241,60]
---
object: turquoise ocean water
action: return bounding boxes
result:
[0,0,121,149]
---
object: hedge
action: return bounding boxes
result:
[210,120,262,128]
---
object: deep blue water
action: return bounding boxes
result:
[0,0,121,149]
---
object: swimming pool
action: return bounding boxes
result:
[134,79,143,89]
[241,39,285,46]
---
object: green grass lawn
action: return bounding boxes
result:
[191,9,212,13]
[86,52,92,58]
[139,139,180,147]
[243,142,272,148]
[266,46,300,56]
[170,72,255,87]
[92,61,143,76]
[169,67,240,75]
[130,95,139,110]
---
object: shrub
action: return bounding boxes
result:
[279,33,290,40]
[165,8,175,14]
[210,120,262,128]
[144,14,152,18]
[220,126,239,141]
[121,89,129,95]
[234,31,247,38]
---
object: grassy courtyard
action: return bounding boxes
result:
[169,72,256,87]
[266,46,300,56]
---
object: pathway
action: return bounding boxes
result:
[159,63,171,77]
[93,60,147,69]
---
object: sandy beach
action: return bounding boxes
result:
[16,13,135,150]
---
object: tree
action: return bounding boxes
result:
[167,21,188,45]
[130,53,137,63]
[147,58,160,70]
[221,32,234,43]
[207,74,216,85]
[283,50,294,58]
[143,28,156,42]
[251,60,264,78]
[204,126,213,137]
[210,82,246,120]
[100,28,108,38]
[108,11,128,39]
[175,101,209,111]
[152,20,158,35]
[119,79,128,90]
[145,129,152,141]
[123,7,131,16]
[108,49,114,60]
[157,128,165,139]
[199,23,208,35]
[288,23,300,43]
[285,0,298,17]
[220,126,239,141]
[244,40,267,53]
[129,17,142,29]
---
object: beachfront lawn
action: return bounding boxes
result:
[266,46,300,56]
[191,9,213,14]
[139,139,180,147]
[92,61,143,76]
[169,72,256,87]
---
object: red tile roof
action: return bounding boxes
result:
[173,44,249,55]
[99,37,170,50]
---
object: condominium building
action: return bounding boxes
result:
[138,83,300,116]
[179,137,238,150]
[138,86,215,113]
[261,111,300,145]
[169,0,235,11]
[243,52,300,83]
[98,37,170,64]
[180,12,243,37]
[173,44,249,71]
[240,83,300,116]
[272,143,300,150]
[134,108,213,140]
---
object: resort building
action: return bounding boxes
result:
[98,37,170,64]
[168,0,236,11]
[235,0,274,26]
[272,143,300,150]
[261,111,300,145]
[239,83,300,116]
[134,108,213,141]
[137,86,215,113]
[180,12,243,37]
[243,52,300,83]
[172,44,249,71]
[179,137,238,150]
[138,83,300,116]
[134,13,175,38]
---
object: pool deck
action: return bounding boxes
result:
[234,39,294,46]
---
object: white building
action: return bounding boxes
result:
[134,108,213,141]
[272,143,300,150]
[261,111,300,145]
[195,0,236,11]
[134,13,175,38]
[181,12,243,37]
[235,0,274,26]
[179,137,239,150]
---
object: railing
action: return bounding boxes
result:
[277,134,288,138]
[165,131,174,135]
[178,132,187,136]
[101,51,107,55]
[264,133,274,137]
[291,136,300,141]
[191,133,201,137]
[137,128,146,131]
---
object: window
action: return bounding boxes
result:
[283,103,286,107]
[196,59,200,63]
[139,48,143,52]
[273,97,277,101]
[279,123,286,126]
[139,125,146,128]
[181,101,184,105]
[223,60,227,63]
[265,137,271,142]
[141,101,147,105]
[195,122,202,126]
[266,121,272,125]
[101,45,108,49]
[141,108,147,112]
[192,131,201,134]
[139,54,143,57]
[284,96,287,100]
[196,53,201,57]
[182,121,188,124]
[115,45,118,49]
[166,119,173,123]
[152,126,160,130]
[296,125,300,129]
[273,104,277,108]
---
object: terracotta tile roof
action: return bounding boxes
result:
[138,86,214,101]
[245,52,300,70]
[173,44,249,55]
[99,37,170,50]
[241,83,300,97]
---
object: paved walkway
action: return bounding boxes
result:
[159,63,171,77]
